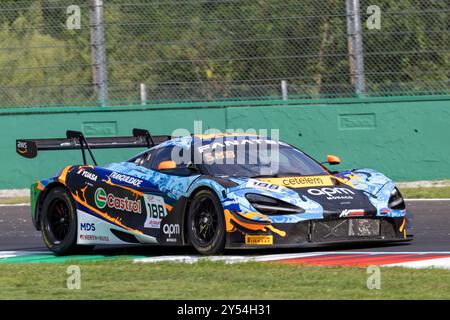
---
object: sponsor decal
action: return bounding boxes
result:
[17,141,27,154]
[258,176,334,188]
[248,180,280,191]
[94,188,107,209]
[79,234,109,242]
[380,208,393,214]
[307,187,355,200]
[222,199,239,207]
[110,172,143,187]
[203,150,235,163]
[197,138,288,153]
[339,209,365,217]
[143,194,168,229]
[245,235,273,245]
[163,223,180,239]
[77,168,98,182]
[80,223,96,231]
[95,188,142,213]
[107,194,142,213]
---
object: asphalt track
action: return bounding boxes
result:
[0,200,449,255]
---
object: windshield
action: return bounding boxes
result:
[201,143,328,177]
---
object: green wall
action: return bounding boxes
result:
[1,96,449,189]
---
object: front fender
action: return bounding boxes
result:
[186,176,229,200]
[335,168,394,195]
[335,168,406,217]
[30,177,64,230]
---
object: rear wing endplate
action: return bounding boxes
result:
[16,128,171,165]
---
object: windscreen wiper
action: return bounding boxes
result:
[249,174,280,179]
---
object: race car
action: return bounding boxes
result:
[16,129,411,255]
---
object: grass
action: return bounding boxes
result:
[0,261,449,299]
[400,186,450,199]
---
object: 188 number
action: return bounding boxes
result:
[147,203,165,218]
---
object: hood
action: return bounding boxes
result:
[226,168,397,218]
[230,171,390,218]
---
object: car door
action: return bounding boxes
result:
[132,145,200,244]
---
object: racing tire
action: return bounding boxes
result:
[187,190,226,255]
[40,186,94,255]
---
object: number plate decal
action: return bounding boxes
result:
[143,194,168,229]
[348,219,380,236]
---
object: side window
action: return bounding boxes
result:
[135,149,157,169]
[151,146,194,176]
[151,146,175,171]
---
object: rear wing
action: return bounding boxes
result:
[16,128,171,165]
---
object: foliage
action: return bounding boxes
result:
[0,0,448,107]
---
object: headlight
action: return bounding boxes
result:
[245,193,304,214]
[388,187,405,210]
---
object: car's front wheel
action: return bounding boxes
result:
[40,186,94,255]
[187,190,226,255]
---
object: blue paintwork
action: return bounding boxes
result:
[35,135,408,239]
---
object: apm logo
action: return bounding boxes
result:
[94,188,107,209]
[163,224,180,238]
[307,187,355,200]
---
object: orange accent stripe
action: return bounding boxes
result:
[36,181,44,191]
[399,218,406,232]
[223,209,286,237]
[58,165,73,185]
[102,176,143,197]
[266,226,286,237]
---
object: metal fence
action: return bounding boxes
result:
[0,0,448,108]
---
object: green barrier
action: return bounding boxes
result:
[1,95,449,188]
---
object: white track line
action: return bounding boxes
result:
[0,251,49,259]
[4,250,450,269]
[385,257,450,269]
[133,251,450,264]
[134,252,325,264]
[313,251,450,255]
[0,203,30,207]
[406,199,450,201]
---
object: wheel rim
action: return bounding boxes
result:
[191,195,219,246]
[46,199,71,243]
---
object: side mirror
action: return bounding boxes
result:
[326,154,341,165]
[157,160,177,170]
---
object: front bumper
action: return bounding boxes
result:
[225,217,411,249]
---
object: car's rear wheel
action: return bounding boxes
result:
[40,186,94,255]
[187,190,226,255]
